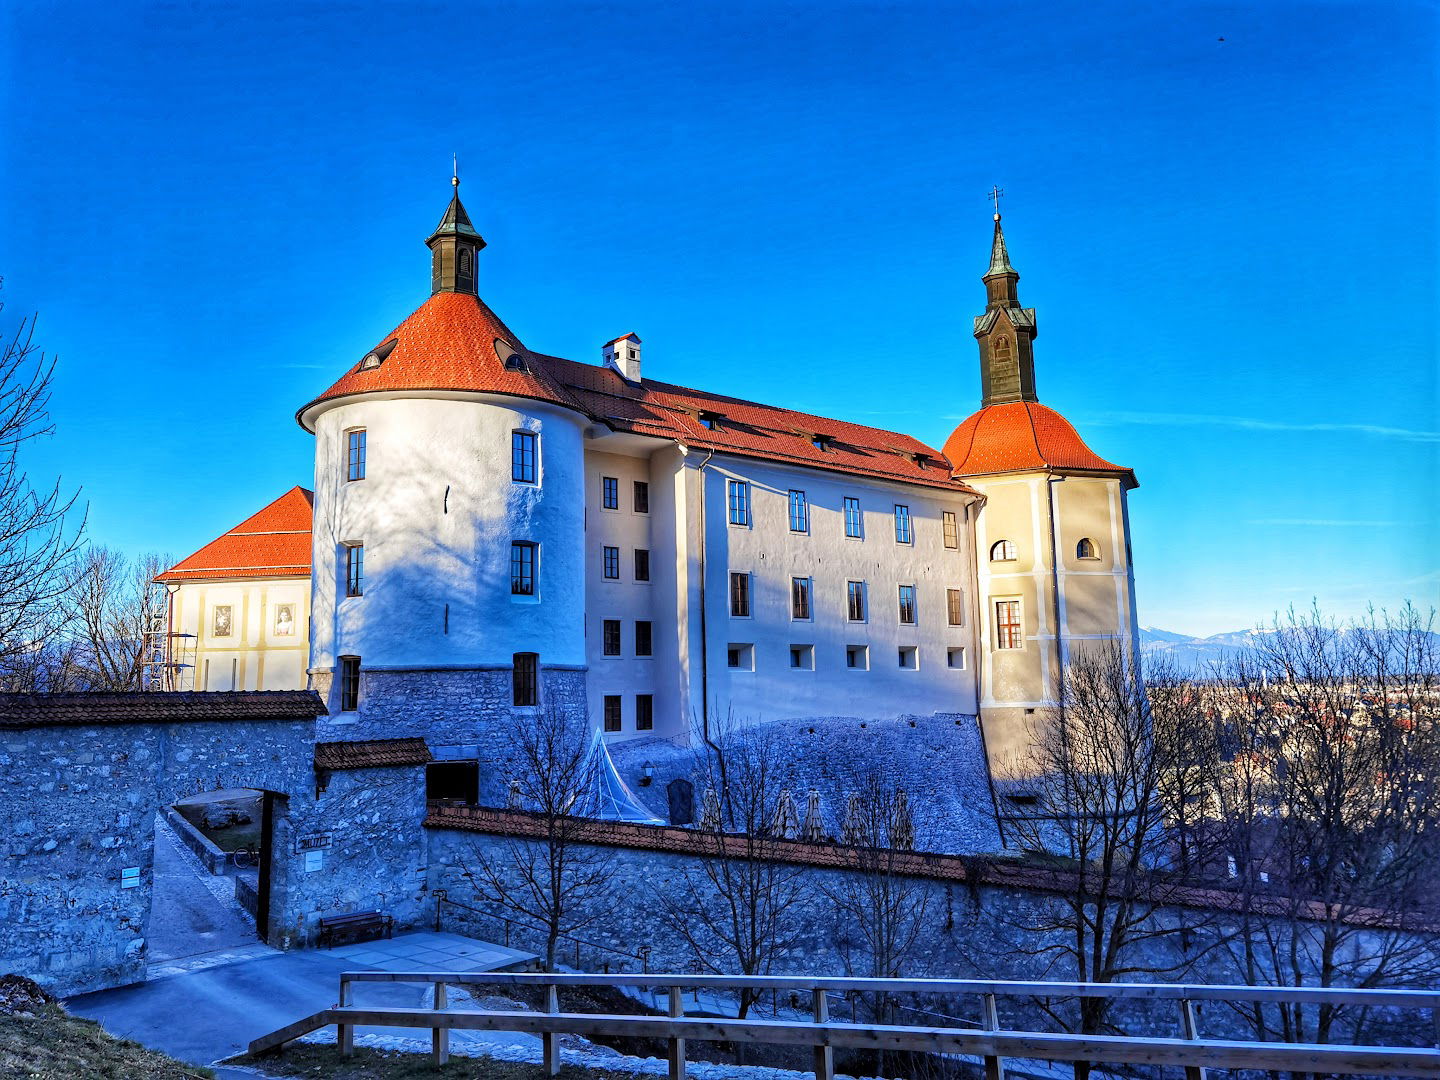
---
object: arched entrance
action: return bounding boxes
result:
[146,787,287,967]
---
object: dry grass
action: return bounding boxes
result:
[0,1002,215,1079]
[233,1043,638,1078]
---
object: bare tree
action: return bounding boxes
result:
[1205,605,1440,1047]
[67,547,168,690]
[460,704,616,971]
[0,291,84,689]
[661,717,807,1021]
[1003,640,1193,1074]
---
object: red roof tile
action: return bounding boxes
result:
[943,402,1136,487]
[300,292,977,495]
[314,738,432,770]
[158,487,314,583]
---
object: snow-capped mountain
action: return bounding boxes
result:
[1139,626,1262,672]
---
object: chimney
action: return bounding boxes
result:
[602,333,642,383]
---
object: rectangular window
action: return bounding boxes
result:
[512,652,538,706]
[947,647,967,669]
[790,644,815,670]
[636,694,654,731]
[727,643,754,670]
[511,431,537,483]
[602,476,619,509]
[603,695,622,732]
[511,542,536,595]
[846,644,868,670]
[847,580,866,622]
[898,584,917,624]
[947,588,965,626]
[898,646,918,669]
[603,546,620,579]
[730,572,751,617]
[727,480,751,526]
[346,429,367,481]
[633,480,650,513]
[791,577,811,620]
[996,599,1023,650]
[345,544,364,597]
[894,505,912,544]
[788,489,809,533]
[339,656,361,711]
[635,620,653,657]
[603,619,622,657]
[843,497,863,539]
[943,510,959,550]
[634,548,651,582]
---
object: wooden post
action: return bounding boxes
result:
[432,980,449,1066]
[812,988,834,1080]
[668,986,687,1080]
[982,993,1005,1080]
[542,984,560,1077]
[338,976,354,1058]
[1180,999,1207,1080]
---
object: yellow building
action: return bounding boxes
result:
[943,213,1140,768]
[155,487,314,691]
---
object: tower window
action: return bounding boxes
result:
[511,431,537,483]
[345,543,364,597]
[730,572,751,617]
[603,546,620,579]
[338,656,361,712]
[512,653,538,707]
[727,480,751,526]
[843,497,863,539]
[346,429,367,481]
[788,490,809,533]
[603,619,621,656]
[635,694,654,731]
[898,584,917,625]
[791,577,811,620]
[603,695,622,732]
[846,580,866,622]
[990,539,1017,562]
[943,511,959,550]
[995,600,1023,650]
[602,476,619,509]
[1077,537,1100,560]
[992,336,1013,364]
[511,542,537,595]
[947,588,965,626]
[894,505,912,545]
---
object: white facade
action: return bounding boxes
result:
[166,576,310,691]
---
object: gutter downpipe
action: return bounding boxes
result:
[1046,472,1067,728]
[694,447,716,744]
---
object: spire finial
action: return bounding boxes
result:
[988,185,1004,221]
[452,153,459,190]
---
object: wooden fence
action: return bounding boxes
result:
[249,971,1440,1079]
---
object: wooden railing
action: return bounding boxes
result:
[248,971,1440,1079]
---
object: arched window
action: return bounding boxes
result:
[1077,537,1099,560]
[990,539,1016,562]
[458,248,472,275]
[992,336,1012,364]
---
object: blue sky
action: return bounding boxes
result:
[2,1,1435,636]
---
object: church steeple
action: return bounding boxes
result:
[425,172,485,296]
[974,208,1038,406]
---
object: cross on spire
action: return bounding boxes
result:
[988,185,1004,219]
[452,153,459,190]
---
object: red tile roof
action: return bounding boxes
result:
[0,691,326,728]
[314,738,432,770]
[943,402,1136,488]
[299,292,978,494]
[158,487,314,583]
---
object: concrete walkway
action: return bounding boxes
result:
[68,930,537,1072]
[147,812,259,965]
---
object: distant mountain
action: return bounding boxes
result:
[1138,626,1260,672]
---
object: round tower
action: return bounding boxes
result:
[296,181,589,736]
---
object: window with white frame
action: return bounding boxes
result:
[788,489,808,533]
[727,480,751,526]
[990,539,1017,562]
[511,431,537,483]
[730,572,751,617]
[898,584,917,624]
[510,542,537,596]
[942,510,959,549]
[894,505,912,544]
[946,588,965,626]
[843,497,863,539]
[601,476,619,509]
[346,429,367,482]
[345,543,364,597]
[602,546,620,579]
[846,580,866,622]
[995,599,1023,649]
[791,577,811,620]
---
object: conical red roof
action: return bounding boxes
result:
[943,402,1136,488]
[297,291,582,429]
[158,487,314,582]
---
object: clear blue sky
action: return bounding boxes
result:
[2,1,1435,636]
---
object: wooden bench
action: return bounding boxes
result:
[317,910,393,949]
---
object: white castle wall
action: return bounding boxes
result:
[309,394,589,681]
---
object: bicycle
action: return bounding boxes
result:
[231,843,260,869]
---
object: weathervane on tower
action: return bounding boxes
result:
[988,185,1004,220]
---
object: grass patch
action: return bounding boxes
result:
[0,1002,214,1080]
[232,1044,638,1079]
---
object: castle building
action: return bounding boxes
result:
[162,185,1139,768]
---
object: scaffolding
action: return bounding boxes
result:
[140,586,196,691]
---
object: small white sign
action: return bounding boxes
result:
[304,849,324,873]
[120,867,141,889]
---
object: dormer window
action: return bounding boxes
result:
[697,411,722,431]
[603,333,642,382]
[810,433,833,452]
[495,339,527,371]
[910,451,930,469]
[360,339,398,371]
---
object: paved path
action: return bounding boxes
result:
[68,930,536,1071]
[147,812,258,965]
